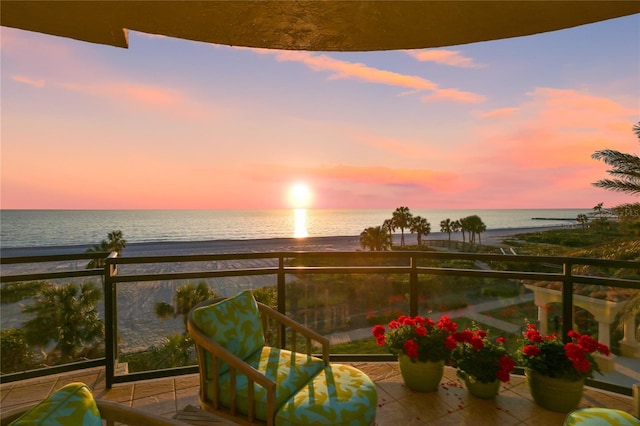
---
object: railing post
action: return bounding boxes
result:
[104,253,118,388]
[409,255,418,317]
[562,261,574,343]
[277,255,286,348]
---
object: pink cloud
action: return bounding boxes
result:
[11,75,45,88]
[407,50,486,68]
[458,87,638,206]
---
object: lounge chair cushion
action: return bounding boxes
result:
[275,364,377,426]
[564,408,640,425]
[9,382,101,426]
[191,290,265,374]
[218,346,326,421]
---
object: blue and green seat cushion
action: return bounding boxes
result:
[564,408,640,426]
[9,382,101,426]
[275,364,377,426]
[191,290,266,375]
[218,346,326,420]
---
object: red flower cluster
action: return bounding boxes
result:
[372,314,458,362]
[451,327,515,383]
[519,324,610,380]
[565,330,610,373]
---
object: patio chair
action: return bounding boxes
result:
[187,290,377,426]
[1,382,185,426]
[564,407,639,425]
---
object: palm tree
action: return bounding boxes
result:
[410,216,431,248]
[592,122,640,217]
[471,215,487,246]
[21,282,104,362]
[440,218,453,249]
[392,206,413,248]
[458,217,469,246]
[155,281,216,331]
[451,220,461,244]
[459,215,486,247]
[86,230,127,268]
[576,213,589,229]
[359,226,391,251]
[382,219,395,248]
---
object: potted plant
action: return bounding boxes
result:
[517,324,610,413]
[372,314,458,392]
[450,326,516,398]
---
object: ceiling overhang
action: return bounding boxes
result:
[1,1,639,51]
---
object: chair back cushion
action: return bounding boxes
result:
[9,382,101,426]
[191,290,265,373]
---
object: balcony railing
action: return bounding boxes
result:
[1,250,638,396]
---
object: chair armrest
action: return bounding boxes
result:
[1,401,187,426]
[257,302,330,364]
[188,323,276,392]
[0,406,28,425]
[96,400,186,425]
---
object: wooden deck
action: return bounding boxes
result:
[1,363,636,425]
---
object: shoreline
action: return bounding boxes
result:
[0,225,568,258]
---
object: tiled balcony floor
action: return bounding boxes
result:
[0,363,636,425]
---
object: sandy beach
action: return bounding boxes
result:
[0,225,566,258]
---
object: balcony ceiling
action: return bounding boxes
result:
[2,1,639,51]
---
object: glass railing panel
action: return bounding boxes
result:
[285,270,408,356]
[1,276,106,375]
[114,276,279,376]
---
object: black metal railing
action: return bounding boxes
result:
[2,250,639,396]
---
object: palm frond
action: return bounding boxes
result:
[592,179,640,195]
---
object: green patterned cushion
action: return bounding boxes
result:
[10,382,101,426]
[275,364,377,426]
[564,408,640,425]
[217,346,326,421]
[191,290,265,374]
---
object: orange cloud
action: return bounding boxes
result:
[248,163,471,193]
[479,107,520,118]
[407,50,486,68]
[249,48,485,102]
[11,75,45,88]
[57,81,183,107]
[273,50,437,91]
[421,88,486,103]
[55,80,217,120]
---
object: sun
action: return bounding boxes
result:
[288,183,313,208]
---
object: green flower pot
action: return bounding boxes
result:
[525,368,585,413]
[398,354,444,392]
[464,376,501,399]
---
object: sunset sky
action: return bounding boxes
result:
[1,14,638,210]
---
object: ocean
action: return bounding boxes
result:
[0,208,589,249]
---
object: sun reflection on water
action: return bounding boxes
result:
[293,208,308,238]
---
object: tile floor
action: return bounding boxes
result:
[0,363,636,425]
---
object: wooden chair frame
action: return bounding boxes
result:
[187,298,330,426]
